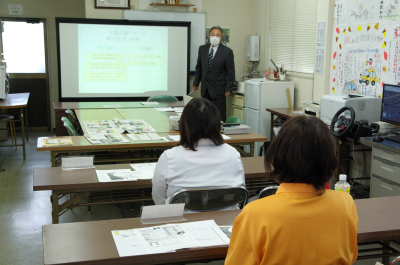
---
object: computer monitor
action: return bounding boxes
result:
[381,84,400,126]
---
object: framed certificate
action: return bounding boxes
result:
[95,0,130,9]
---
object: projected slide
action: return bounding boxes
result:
[78,24,168,94]
[56,18,189,101]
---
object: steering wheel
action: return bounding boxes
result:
[330,106,356,138]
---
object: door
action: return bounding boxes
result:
[1,18,50,130]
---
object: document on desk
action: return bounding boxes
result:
[96,169,138,182]
[112,220,229,257]
[84,133,129,144]
[179,220,230,246]
[42,137,73,147]
[127,133,162,141]
[113,118,156,134]
[112,223,199,256]
[165,135,181,141]
[130,162,157,172]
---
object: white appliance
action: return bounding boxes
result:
[0,61,8,99]
[246,35,259,62]
[320,94,382,125]
[303,101,320,118]
[244,78,295,156]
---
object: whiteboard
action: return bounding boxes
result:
[124,10,206,71]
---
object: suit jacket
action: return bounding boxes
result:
[193,44,235,99]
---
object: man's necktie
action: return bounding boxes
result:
[208,48,214,68]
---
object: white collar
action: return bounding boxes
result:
[197,138,218,146]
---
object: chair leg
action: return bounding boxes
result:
[11,121,17,150]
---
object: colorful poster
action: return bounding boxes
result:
[330,0,400,97]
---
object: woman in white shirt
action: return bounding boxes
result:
[152,97,245,206]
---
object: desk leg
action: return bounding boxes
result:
[52,191,60,224]
[270,113,274,142]
[20,108,26,161]
[51,152,56,167]
[24,107,28,141]
[250,143,254,157]
[382,240,390,265]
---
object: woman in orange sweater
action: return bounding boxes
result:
[225,115,359,265]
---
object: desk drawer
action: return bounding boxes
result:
[371,158,400,185]
[371,175,400,198]
[231,94,244,107]
[373,147,400,164]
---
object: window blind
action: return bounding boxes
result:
[269,0,318,75]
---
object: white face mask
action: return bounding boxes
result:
[210,36,220,46]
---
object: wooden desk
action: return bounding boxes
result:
[0,93,30,160]
[42,196,400,265]
[37,133,267,166]
[265,107,302,142]
[53,101,184,136]
[33,157,269,224]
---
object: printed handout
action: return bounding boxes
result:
[112,220,230,257]
[84,133,129,144]
[95,169,138,182]
[42,137,73,147]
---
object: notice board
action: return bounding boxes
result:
[331,0,400,97]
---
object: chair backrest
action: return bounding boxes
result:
[225,116,243,124]
[147,95,178,102]
[65,109,78,123]
[65,109,82,134]
[169,186,249,211]
[63,121,79,136]
[258,186,279,199]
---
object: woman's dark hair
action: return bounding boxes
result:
[264,115,337,194]
[179,98,223,151]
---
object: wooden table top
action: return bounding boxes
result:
[37,132,268,152]
[265,107,303,119]
[33,157,267,191]
[53,101,185,111]
[42,196,400,265]
[0,92,30,109]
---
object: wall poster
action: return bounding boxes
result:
[331,0,400,97]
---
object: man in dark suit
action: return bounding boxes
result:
[192,26,235,122]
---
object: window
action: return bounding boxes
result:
[2,21,45,73]
[269,0,318,75]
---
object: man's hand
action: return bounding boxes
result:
[192,86,199,91]
[225,91,231,97]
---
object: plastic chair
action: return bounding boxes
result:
[169,186,249,211]
[0,114,17,149]
[147,95,178,102]
[63,120,79,136]
[65,109,82,134]
[225,116,243,124]
[258,186,279,199]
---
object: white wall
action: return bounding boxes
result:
[313,0,335,101]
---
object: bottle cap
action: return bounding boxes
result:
[339,174,347,181]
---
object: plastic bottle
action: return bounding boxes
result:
[335,174,351,194]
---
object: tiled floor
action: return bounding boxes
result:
[0,130,398,265]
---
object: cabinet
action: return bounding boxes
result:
[370,147,400,198]
[226,93,244,120]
